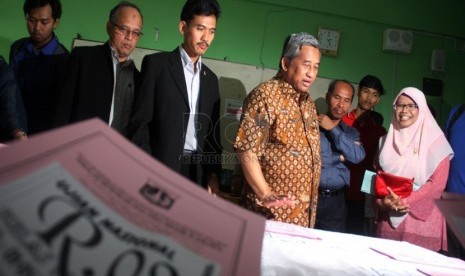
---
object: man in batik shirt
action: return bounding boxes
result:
[234,32,321,227]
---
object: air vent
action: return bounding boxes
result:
[383,29,413,54]
[431,49,446,72]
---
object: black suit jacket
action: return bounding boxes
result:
[55,43,139,136]
[129,48,222,186]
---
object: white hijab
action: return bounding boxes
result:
[379,87,453,188]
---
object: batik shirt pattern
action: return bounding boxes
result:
[234,75,321,227]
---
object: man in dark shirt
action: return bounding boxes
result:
[342,75,387,236]
[316,79,365,232]
[9,0,68,135]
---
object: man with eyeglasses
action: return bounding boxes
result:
[10,0,68,136]
[55,1,143,138]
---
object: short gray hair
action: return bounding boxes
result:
[279,32,319,70]
[109,1,143,24]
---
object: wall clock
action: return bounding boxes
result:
[318,27,340,57]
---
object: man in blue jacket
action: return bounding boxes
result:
[445,104,465,259]
[10,0,68,135]
[316,79,365,232]
[0,56,27,142]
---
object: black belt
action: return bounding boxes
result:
[318,188,344,197]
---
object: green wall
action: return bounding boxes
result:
[1,0,464,127]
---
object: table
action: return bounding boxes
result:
[261,221,465,276]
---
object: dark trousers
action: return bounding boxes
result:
[315,188,347,233]
[180,151,199,186]
[346,201,365,235]
[447,223,465,260]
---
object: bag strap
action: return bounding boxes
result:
[447,104,465,139]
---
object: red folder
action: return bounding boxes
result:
[375,170,414,198]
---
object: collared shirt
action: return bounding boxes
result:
[27,38,59,55]
[109,46,121,126]
[108,45,136,135]
[234,74,321,228]
[179,46,201,151]
[11,36,61,70]
[319,121,365,190]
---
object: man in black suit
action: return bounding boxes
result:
[129,0,222,194]
[55,1,143,138]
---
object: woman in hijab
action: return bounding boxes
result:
[376,87,453,252]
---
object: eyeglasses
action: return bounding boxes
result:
[393,104,418,111]
[112,23,143,39]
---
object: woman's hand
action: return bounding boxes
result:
[382,187,410,213]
